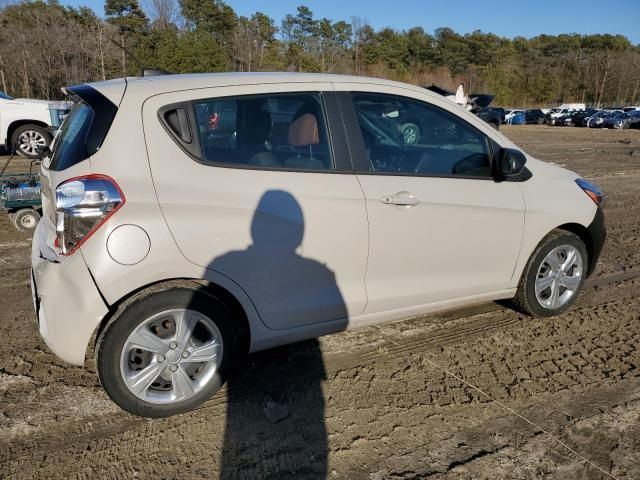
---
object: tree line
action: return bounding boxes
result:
[0,0,639,108]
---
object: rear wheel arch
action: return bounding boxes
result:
[89,278,251,364]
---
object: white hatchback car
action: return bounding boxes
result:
[31,73,605,417]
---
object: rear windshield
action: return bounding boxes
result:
[49,102,95,171]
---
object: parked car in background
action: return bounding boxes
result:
[586,110,618,128]
[524,109,548,125]
[0,91,70,158]
[549,108,571,121]
[549,108,586,124]
[569,109,599,127]
[468,95,502,130]
[423,86,502,130]
[603,111,639,129]
[627,111,640,128]
[622,106,640,112]
[550,112,574,126]
[505,109,524,124]
[31,72,605,417]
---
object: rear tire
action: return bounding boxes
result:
[13,208,40,233]
[513,230,588,317]
[96,284,238,417]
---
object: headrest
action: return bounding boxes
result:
[287,113,319,147]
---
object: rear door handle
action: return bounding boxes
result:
[381,191,421,207]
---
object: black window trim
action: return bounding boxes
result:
[338,90,510,182]
[158,90,354,174]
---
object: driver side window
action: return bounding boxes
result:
[352,93,492,178]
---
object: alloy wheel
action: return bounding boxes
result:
[120,309,223,404]
[18,130,47,156]
[402,124,419,145]
[534,245,583,310]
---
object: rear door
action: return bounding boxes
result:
[143,83,368,330]
[335,85,525,313]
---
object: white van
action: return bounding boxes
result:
[558,103,586,111]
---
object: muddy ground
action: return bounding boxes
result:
[1,125,639,479]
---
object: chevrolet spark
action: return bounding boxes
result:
[31,73,605,417]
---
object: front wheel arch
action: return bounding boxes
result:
[513,228,589,316]
[555,223,597,276]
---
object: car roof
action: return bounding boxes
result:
[89,72,432,102]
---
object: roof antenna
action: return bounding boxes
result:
[109,36,171,77]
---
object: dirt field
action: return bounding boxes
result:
[1,125,640,479]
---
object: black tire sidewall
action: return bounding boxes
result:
[11,124,51,159]
[97,287,236,417]
[523,232,588,317]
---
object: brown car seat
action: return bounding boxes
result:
[284,105,326,170]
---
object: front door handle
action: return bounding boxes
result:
[381,191,421,207]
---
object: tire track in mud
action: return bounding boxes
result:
[1,272,639,466]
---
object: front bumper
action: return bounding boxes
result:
[31,219,108,366]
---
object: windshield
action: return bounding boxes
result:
[0,91,14,100]
[49,102,95,171]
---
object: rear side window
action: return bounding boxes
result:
[49,102,95,171]
[190,93,334,171]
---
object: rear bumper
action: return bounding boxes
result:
[31,220,108,366]
[587,206,606,277]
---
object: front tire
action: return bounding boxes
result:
[96,285,237,417]
[11,124,51,159]
[514,230,587,317]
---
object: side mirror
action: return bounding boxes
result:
[497,148,527,179]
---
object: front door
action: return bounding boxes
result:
[338,88,525,313]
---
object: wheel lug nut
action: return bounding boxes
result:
[181,351,189,359]
[169,364,178,372]
[157,355,166,363]
[169,342,177,349]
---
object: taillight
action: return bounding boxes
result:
[55,175,124,255]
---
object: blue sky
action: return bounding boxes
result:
[60,0,640,44]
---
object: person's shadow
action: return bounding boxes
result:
[206,190,347,479]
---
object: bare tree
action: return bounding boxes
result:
[144,0,180,29]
